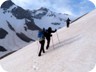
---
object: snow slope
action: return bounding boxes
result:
[0,8,96,72]
[0,0,71,58]
[0,65,7,72]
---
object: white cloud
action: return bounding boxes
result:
[12,0,51,10]
[0,0,95,17]
[0,0,6,6]
[90,0,96,7]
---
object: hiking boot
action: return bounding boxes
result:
[46,47,48,50]
[43,51,45,53]
[38,54,41,56]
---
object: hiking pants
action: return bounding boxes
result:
[46,37,50,49]
[39,40,45,56]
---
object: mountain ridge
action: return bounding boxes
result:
[0,0,71,58]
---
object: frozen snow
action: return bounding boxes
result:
[0,65,7,72]
[89,65,96,72]
[0,9,96,72]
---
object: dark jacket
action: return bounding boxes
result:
[45,27,56,39]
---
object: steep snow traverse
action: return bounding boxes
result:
[0,0,71,58]
[0,8,96,72]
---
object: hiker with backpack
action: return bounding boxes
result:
[66,18,71,28]
[45,27,57,50]
[38,28,46,56]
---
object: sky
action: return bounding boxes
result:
[0,0,96,17]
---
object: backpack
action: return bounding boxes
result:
[38,31,45,41]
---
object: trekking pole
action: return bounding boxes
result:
[51,36,55,49]
[56,31,60,44]
[37,40,40,55]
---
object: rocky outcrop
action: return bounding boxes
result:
[0,28,8,39]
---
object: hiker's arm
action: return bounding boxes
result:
[51,29,57,33]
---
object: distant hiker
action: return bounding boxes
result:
[38,28,46,56]
[45,27,57,50]
[66,18,71,28]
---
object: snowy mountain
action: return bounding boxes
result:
[0,0,70,58]
[31,7,69,29]
[0,8,96,72]
[0,0,41,57]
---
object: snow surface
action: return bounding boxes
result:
[89,65,96,72]
[0,9,96,72]
[0,65,7,72]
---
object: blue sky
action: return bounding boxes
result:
[0,0,96,17]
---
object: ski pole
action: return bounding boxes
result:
[37,40,40,55]
[51,36,55,49]
[56,31,60,44]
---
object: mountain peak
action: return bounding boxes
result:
[1,0,14,9]
[38,7,48,12]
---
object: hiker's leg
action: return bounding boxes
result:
[46,38,50,49]
[67,23,69,28]
[38,48,42,56]
[38,40,45,56]
[38,41,42,56]
[42,40,45,53]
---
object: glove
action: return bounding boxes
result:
[55,29,57,32]
[50,34,52,37]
